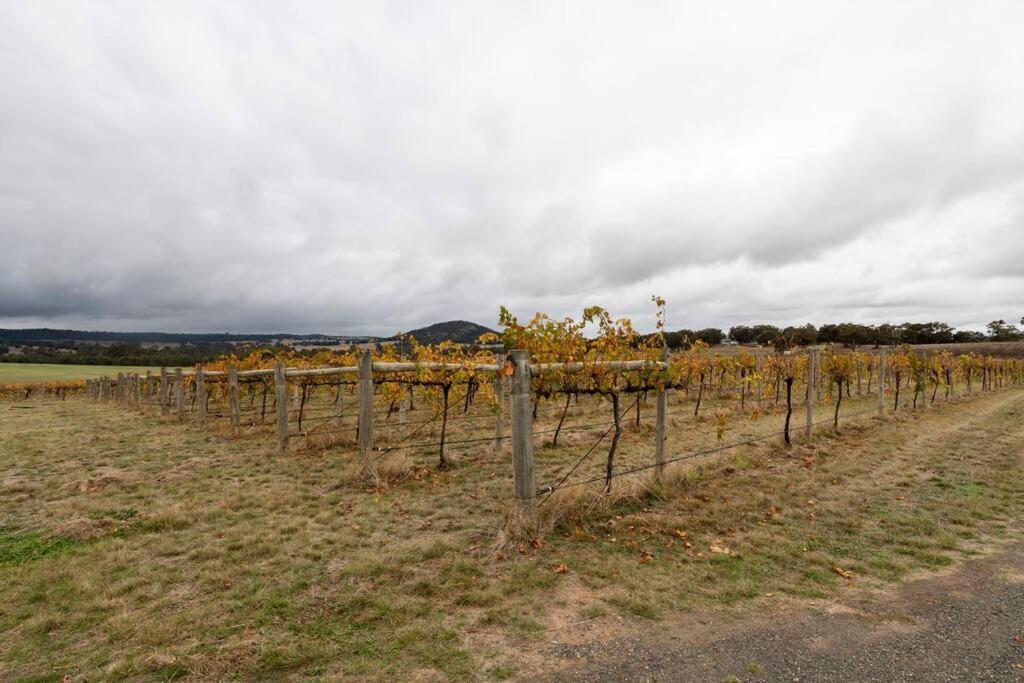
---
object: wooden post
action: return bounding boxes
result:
[134,374,142,405]
[399,395,407,439]
[877,350,886,416]
[195,367,207,426]
[510,349,536,518]
[159,368,169,415]
[144,371,152,403]
[228,365,240,431]
[335,372,345,427]
[174,369,185,420]
[357,350,374,470]
[38,382,45,401]
[755,353,763,412]
[116,373,124,402]
[856,354,863,396]
[805,349,816,439]
[493,350,506,453]
[100,377,107,401]
[654,345,668,479]
[292,384,300,410]
[274,362,289,453]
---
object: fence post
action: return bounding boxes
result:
[159,368,169,414]
[195,367,207,426]
[228,365,240,432]
[134,374,142,405]
[877,350,886,416]
[357,350,374,470]
[144,371,152,403]
[399,394,408,438]
[116,373,124,402]
[37,382,45,401]
[335,371,345,427]
[493,350,506,454]
[655,345,668,479]
[755,352,763,411]
[274,362,289,453]
[175,369,185,420]
[805,349,816,439]
[510,349,536,519]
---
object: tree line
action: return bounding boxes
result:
[664,318,1024,350]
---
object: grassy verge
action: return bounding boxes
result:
[1,387,1022,679]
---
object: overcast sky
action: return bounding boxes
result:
[2,2,1023,336]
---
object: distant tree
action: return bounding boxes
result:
[781,324,817,347]
[987,319,1022,341]
[953,330,985,343]
[728,325,755,344]
[695,328,725,345]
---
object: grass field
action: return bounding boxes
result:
[1,387,1022,679]
[0,363,159,384]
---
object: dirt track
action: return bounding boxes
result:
[545,537,1024,681]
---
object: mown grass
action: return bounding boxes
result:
[0,386,1022,679]
[0,363,158,383]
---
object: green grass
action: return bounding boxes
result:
[0,386,1022,679]
[0,363,159,383]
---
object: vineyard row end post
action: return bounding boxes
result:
[228,365,240,432]
[510,349,536,519]
[655,345,668,479]
[493,349,506,454]
[174,368,185,420]
[274,362,289,453]
[159,367,169,415]
[196,366,207,427]
[877,350,886,416]
[805,349,816,439]
[357,350,374,471]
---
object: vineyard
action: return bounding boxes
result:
[4,306,1024,679]
[7,304,1023,525]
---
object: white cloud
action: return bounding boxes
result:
[1,1,1022,334]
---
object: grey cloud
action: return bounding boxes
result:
[2,2,1024,334]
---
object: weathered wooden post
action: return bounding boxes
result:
[877,350,886,416]
[357,350,374,470]
[805,349,816,439]
[228,365,240,432]
[856,354,863,396]
[116,373,125,402]
[274,362,289,453]
[335,371,345,427]
[174,369,185,420]
[398,394,407,438]
[510,349,536,519]
[159,368,169,415]
[133,374,142,405]
[292,384,299,410]
[100,377,108,401]
[37,382,45,401]
[654,345,668,479]
[195,367,207,426]
[755,353,763,412]
[493,350,506,454]
[144,371,152,403]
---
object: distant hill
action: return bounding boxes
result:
[398,320,497,345]
[0,328,377,344]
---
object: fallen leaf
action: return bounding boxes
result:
[832,566,853,579]
[709,540,731,555]
[555,563,569,574]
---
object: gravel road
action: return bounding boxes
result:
[543,539,1024,682]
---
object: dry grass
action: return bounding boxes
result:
[1,384,1023,680]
